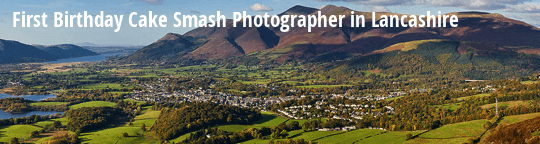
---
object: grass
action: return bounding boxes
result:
[385,96,405,101]
[405,137,472,144]
[79,106,160,144]
[34,117,69,128]
[405,120,488,144]
[499,112,540,125]
[123,99,146,105]
[290,131,343,141]
[315,129,385,143]
[0,125,42,142]
[435,103,461,111]
[69,101,117,109]
[295,85,352,88]
[171,132,192,143]
[480,100,529,109]
[479,112,540,143]
[521,81,537,84]
[358,131,424,144]
[218,112,288,132]
[80,126,157,144]
[111,91,133,95]
[419,119,487,139]
[174,112,289,143]
[79,83,133,90]
[457,93,491,101]
[30,102,68,106]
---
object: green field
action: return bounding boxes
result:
[499,112,540,125]
[171,132,192,143]
[241,130,343,144]
[435,103,461,111]
[315,129,385,143]
[69,101,117,109]
[295,85,352,88]
[521,81,537,84]
[79,83,133,90]
[457,93,491,101]
[111,91,133,95]
[0,125,42,142]
[79,106,160,144]
[405,137,472,144]
[419,119,486,139]
[30,102,69,106]
[405,119,487,144]
[217,112,288,132]
[34,117,69,128]
[123,99,147,105]
[358,131,424,144]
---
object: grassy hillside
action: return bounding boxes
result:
[69,101,117,109]
[78,106,160,144]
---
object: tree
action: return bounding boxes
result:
[29,130,39,138]
[279,130,289,139]
[10,137,19,144]
[52,120,62,128]
[483,121,493,130]
[406,133,413,140]
[141,123,147,132]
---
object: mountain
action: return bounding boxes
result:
[75,42,99,47]
[0,39,58,64]
[122,33,204,62]
[124,5,540,64]
[34,44,99,59]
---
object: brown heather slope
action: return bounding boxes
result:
[124,5,540,63]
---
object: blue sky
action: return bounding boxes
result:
[1,0,540,46]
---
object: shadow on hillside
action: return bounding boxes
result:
[251,113,278,125]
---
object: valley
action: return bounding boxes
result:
[2,4,540,144]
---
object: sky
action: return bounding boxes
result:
[1,0,540,46]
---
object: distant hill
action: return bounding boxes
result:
[123,5,540,65]
[121,33,205,63]
[0,39,104,64]
[34,44,99,59]
[0,39,58,64]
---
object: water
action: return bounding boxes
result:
[0,93,61,119]
[0,93,56,101]
[0,110,62,119]
[43,53,127,64]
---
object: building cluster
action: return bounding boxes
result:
[275,95,394,122]
[0,80,23,89]
[128,83,298,109]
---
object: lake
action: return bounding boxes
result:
[0,93,62,119]
[0,93,56,101]
[43,53,127,64]
[0,110,62,119]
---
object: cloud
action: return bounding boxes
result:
[122,2,134,6]
[315,0,414,6]
[249,4,274,12]
[424,0,519,10]
[316,0,532,10]
[19,0,71,9]
[503,3,540,13]
[132,0,165,5]
[190,10,201,14]
[366,6,390,12]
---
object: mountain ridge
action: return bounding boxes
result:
[123,5,540,64]
[0,39,101,64]
[34,44,99,59]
